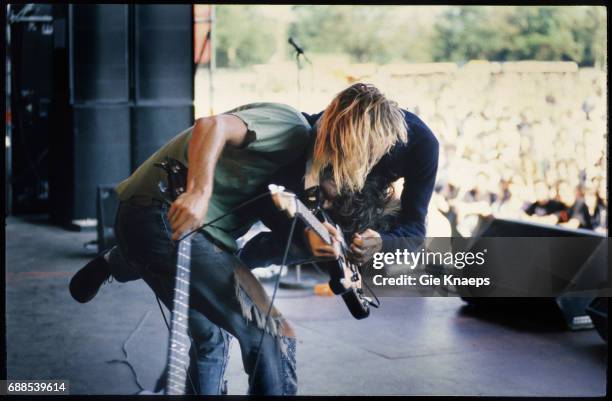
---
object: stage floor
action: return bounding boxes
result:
[5,216,607,396]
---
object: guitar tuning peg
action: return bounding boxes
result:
[158,181,168,193]
[154,161,168,170]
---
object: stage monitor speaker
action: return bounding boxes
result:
[586,297,608,343]
[460,296,595,330]
[134,5,194,103]
[459,217,606,330]
[131,105,194,170]
[50,105,131,223]
[70,4,129,103]
[468,216,604,238]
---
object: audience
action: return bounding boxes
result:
[409,68,607,236]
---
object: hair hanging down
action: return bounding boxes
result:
[322,168,401,237]
[309,83,408,194]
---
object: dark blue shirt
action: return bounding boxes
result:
[301,109,439,249]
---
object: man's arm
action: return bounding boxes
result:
[379,123,439,246]
[168,115,248,240]
[350,122,439,263]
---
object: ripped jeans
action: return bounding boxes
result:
[107,200,297,395]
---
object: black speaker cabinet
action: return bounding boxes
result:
[9,4,54,214]
[48,4,193,224]
[70,4,130,103]
[131,105,194,170]
[50,105,131,223]
[134,5,194,103]
[131,5,194,171]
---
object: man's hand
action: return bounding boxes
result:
[168,190,211,241]
[167,114,247,241]
[350,229,382,265]
[305,221,342,260]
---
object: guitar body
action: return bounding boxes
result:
[269,184,372,320]
[316,257,369,319]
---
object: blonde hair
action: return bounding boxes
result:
[309,83,408,194]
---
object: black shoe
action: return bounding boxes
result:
[69,254,112,303]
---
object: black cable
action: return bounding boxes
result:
[177,192,271,242]
[163,189,311,391]
[249,212,299,391]
[148,191,271,394]
[361,268,381,308]
[156,294,170,328]
[106,310,151,392]
[159,184,378,394]
[309,262,327,277]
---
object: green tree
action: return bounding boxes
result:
[215,5,276,68]
[289,5,398,63]
[570,6,606,67]
[432,6,605,66]
[214,5,605,68]
[506,7,583,62]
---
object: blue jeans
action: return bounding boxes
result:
[107,200,297,395]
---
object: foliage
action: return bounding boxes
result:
[289,5,399,63]
[432,6,606,66]
[213,5,606,67]
[214,5,276,68]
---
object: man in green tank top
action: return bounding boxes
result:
[115,102,312,252]
[68,84,410,395]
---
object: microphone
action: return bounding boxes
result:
[288,37,304,55]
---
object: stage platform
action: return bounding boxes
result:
[5,216,607,396]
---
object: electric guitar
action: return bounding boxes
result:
[269,184,372,320]
[155,157,193,395]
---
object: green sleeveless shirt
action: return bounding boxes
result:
[115,102,312,251]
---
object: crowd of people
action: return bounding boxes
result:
[197,62,607,237]
[410,67,608,236]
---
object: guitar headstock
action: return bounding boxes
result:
[155,157,188,202]
[269,184,298,218]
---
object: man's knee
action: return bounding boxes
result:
[107,245,142,283]
[189,310,227,348]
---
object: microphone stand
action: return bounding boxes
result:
[289,38,312,109]
[281,38,318,290]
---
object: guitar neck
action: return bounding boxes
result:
[165,235,192,395]
[293,200,334,245]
